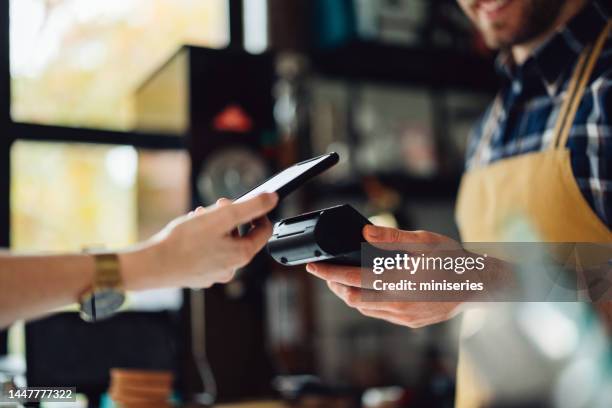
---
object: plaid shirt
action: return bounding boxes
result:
[466,1,612,229]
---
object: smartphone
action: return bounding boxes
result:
[235,152,339,203]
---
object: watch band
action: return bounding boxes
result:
[92,253,123,289]
[79,252,125,322]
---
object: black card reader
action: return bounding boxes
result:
[267,204,371,266]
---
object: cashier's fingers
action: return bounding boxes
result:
[326,282,411,323]
[356,307,443,328]
[356,308,415,327]
[306,263,365,288]
[210,193,278,233]
[326,281,410,312]
[327,281,380,309]
[327,282,463,327]
[327,281,365,307]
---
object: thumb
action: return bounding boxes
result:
[363,225,456,252]
[363,225,419,243]
[216,197,239,237]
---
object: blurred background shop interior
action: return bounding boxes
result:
[2,1,595,407]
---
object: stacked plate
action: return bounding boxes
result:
[109,368,174,408]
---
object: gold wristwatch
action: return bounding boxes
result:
[79,253,126,322]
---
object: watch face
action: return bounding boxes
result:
[196,147,269,204]
[80,289,126,322]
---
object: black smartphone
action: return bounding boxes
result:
[235,152,339,203]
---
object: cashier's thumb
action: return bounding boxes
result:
[365,225,435,244]
[364,226,455,246]
[363,225,406,243]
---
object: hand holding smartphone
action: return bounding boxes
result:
[233,152,338,235]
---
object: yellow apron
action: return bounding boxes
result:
[454,21,612,407]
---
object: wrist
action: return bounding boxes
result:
[119,238,166,291]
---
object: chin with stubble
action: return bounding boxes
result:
[457,0,567,49]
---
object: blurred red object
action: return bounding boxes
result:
[213,104,254,133]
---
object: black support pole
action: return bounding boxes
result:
[1,0,11,249]
[229,0,245,50]
[0,0,10,356]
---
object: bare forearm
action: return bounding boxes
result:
[0,253,94,328]
[0,243,162,329]
[0,194,278,329]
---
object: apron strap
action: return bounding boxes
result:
[552,21,612,149]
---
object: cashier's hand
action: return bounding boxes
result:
[305,225,462,328]
[124,193,277,290]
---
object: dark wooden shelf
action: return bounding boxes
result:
[309,41,499,91]
[308,172,462,201]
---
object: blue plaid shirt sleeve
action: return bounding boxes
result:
[581,67,612,226]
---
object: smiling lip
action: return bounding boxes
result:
[475,0,513,20]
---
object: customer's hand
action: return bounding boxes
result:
[306,225,463,328]
[122,193,278,290]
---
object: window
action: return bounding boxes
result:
[11,141,138,251]
[244,0,268,54]
[11,141,190,251]
[2,0,235,367]
[10,0,229,130]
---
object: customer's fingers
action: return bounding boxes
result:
[188,206,205,218]
[246,217,274,247]
[216,198,239,236]
[252,215,272,229]
[216,198,232,207]
[212,193,278,232]
[231,219,274,267]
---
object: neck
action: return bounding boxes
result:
[511,0,589,65]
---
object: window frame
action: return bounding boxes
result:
[0,0,244,249]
